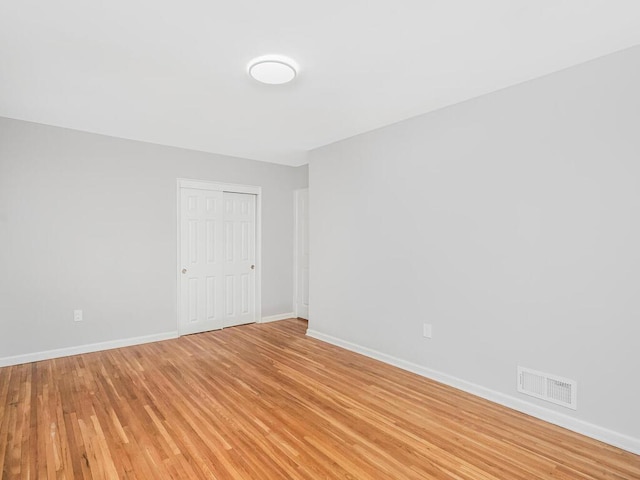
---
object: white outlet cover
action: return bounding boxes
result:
[423,323,432,338]
[74,309,83,322]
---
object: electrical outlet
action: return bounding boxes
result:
[422,323,432,338]
[74,309,83,322]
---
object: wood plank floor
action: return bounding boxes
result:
[0,319,638,479]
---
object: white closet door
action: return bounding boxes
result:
[179,188,224,335]
[295,189,309,319]
[222,192,256,328]
[179,188,257,334]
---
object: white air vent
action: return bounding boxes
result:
[517,366,577,410]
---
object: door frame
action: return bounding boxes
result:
[176,178,262,335]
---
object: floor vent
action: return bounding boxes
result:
[517,366,577,410]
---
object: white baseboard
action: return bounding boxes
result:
[0,331,180,368]
[260,312,295,323]
[306,329,640,455]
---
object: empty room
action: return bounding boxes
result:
[1,1,639,479]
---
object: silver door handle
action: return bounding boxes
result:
[182,268,187,274]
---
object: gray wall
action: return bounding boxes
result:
[309,46,640,441]
[0,118,308,358]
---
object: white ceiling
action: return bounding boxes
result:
[1,1,640,166]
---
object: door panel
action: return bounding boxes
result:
[180,188,224,335]
[222,192,256,327]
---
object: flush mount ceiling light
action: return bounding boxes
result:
[248,55,297,84]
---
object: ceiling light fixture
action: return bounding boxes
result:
[248,56,297,85]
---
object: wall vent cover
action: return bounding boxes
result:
[517,366,577,410]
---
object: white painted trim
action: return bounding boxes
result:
[0,331,179,368]
[260,312,295,323]
[176,178,262,335]
[176,181,182,334]
[306,329,640,455]
[255,193,263,325]
[177,179,261,195]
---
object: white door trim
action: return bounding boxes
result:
[176,178,262,335]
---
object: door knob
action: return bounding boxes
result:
[250,265,255,270]
[181,268,187,274]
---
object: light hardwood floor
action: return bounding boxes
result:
[0,319,638,479]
